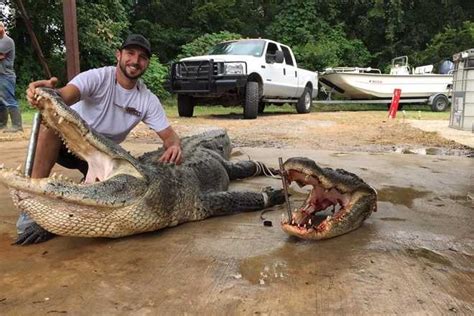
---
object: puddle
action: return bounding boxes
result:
[379,217,406,222]
[405,247,453,267]
[377,185,430,208]
[392,147,472,157]
[239,259,288,285]
[448,194,473,208]
[330,152,351,157]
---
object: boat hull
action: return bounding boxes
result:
[320,72,452,99]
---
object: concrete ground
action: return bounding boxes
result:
[0,139,473,315]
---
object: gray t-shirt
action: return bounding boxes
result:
[70,66,170,143]
[0,33,15,76]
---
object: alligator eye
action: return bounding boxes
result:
[69,214,74,217]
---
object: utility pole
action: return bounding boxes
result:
[63,0,80,80]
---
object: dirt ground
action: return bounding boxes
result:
[0,111,473,315]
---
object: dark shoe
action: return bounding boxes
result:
[13,222,56,245]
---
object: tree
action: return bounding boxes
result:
[415,21,474,69]
[6,0,130,92]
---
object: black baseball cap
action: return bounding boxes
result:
[120,34,151,57]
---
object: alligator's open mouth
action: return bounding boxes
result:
[0,88,147,217]
[280,157,377,240]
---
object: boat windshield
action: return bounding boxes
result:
[208,40,265,57]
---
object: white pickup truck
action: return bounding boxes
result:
[170,39,318,119]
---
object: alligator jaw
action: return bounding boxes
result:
[0,88,146,205]
[31,87,144,184]
[280,157,377,240]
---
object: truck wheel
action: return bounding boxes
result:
[431,94,449,112]
[296,87,312,113]
[244,81,259,119]
[178,95,195,117]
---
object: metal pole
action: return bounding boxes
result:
[24,113,41,176]
[278,157,292,221]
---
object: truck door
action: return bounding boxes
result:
[280,45,300,98]
[261,42,286,97]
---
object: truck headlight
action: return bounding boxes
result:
[224,62,246,75]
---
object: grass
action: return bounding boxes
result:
[18,97,451,125]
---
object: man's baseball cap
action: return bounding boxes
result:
[120,34,151,57]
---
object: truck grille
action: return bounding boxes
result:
[175,61,219,79]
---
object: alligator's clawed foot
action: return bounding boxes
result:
[13,222,56,246]
[280,157,377,240]
[262,186,286,207]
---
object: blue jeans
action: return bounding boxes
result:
[0,74,18,108]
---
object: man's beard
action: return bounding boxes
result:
[119,60,144,80]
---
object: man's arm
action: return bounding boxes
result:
[26,77,81,107]
[156,126,182,164]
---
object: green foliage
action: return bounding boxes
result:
[176,31,242,60]
[75,1,129,70]
[3,0,473,100]
[293,26,372,71]
[415,21,474,67]
[141,56,171,100]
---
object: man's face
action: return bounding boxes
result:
[116,46,150,80]
[0,25,5,37]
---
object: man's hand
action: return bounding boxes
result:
[159,144,182,164]
[157,126,182,164]
[26,77,58,107]
[0,52,4,61]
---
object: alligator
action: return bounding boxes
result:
[0,88,285,239]
[280,157,377,240]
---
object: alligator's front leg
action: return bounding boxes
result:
[222,160,277,180]
[199,187,285,216]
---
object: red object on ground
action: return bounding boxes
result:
[388,89,402,119]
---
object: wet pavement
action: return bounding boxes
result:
[0,141,473,314]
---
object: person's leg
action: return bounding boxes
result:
[2,75,22,133]
[31,125,62,177]
[0,77,9,129]
[15,126,62,245]
[0,105,7,129]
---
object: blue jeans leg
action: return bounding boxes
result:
[0,74,18,109]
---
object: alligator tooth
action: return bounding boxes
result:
[51,172,57,179]
[16,164,22,171]
[291,219,295,225]
[326,215,332,221]
[308,219,312,225]
[58,117,64,124]
[0,163,4,169]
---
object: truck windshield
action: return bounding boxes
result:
[208,40,265,57]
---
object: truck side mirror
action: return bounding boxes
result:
[275,51,284,63]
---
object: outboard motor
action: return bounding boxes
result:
[439,60,454,74]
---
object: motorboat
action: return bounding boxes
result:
[319,56,453,100]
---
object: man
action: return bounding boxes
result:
[0,21,23,133]
[16,34,182,245]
